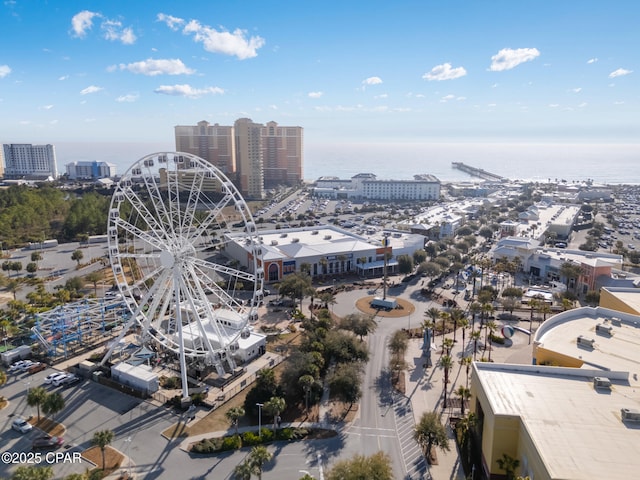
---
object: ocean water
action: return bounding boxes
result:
[56,140,640,186]
[304,142,640,185]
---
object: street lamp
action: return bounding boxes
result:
[124,436,132,476]
[256,403,264,437]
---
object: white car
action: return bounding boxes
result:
[43,372,67,385]
[8,360,29,372]
[52,374,71,387]
[12,417,33,433]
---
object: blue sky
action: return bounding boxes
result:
[0,1,637,159]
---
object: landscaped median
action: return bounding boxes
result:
[189,426,336,454]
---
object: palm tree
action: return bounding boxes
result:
[497,453,520,480]
[248,445,273,480]
[42,392,65,421]
[459,356,472,388]
[225,406,245,436]
[298,375,315,414]
[27,386,48,421]
[91,430,115,470]
[455,385,471,415]
[485,320,497,361]
[84,270,104,297]
[233,460,253,480]
[458,316,470,350]
[468,302,482,332]
[234,460,253,480]
[425,306,441,333]
[449,307,465,343]
[439,311,450,351]
[471,330,482,361]
[264,396,286,433]
[439,354,453,409]
[414,411,450,464]
[0,369,6,388]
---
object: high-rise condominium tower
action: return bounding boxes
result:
[262,121,303,189]
[234,118,265,199]
[174,121,236,177]
[1,143,58,179]
[174,119,303,199]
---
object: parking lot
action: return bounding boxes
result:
[0,364,179,479]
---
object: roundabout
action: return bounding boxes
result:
[354,296,416,318]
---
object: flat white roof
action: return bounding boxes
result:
[534,306,640,379]
[475,362,640,480]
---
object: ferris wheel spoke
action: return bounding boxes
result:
[188,192,236,243]
[189,262,240,308]
[140,173,181,242]
[113,217,171,254]
[118,184,173,246]
[192,257,257,284]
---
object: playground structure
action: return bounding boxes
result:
[31,297,131,360]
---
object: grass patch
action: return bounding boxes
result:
[82,445,124,474]
[30,417,66,437]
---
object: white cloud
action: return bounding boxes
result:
[571,87,582,93]
[102,20,137,45]
[116,94,139,102]
[154,84,224,98]
[71,11,136,44]
[41,105,54,110]
[440,94,456,102]
[181,20,265,60]
[115,58,195,76]
[363,76,383,86]
[58,75,69,81]
[548,104,560,108]
[80,85,103,95]
[489,47,540,71]
[308,91,323,98]
[70,10,100,38]
[157,13,184,31]
[423,63,467,81]
[577,102,587,108]
[609,68,632,78]
[374,94,388,99]
[0,65,11,78]
[587,58,598,64]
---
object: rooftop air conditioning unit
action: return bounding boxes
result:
[271,240,278,246]
[577,335,595,347]
[291,238,300,243]
[311,230,319,235]
[593,376,612,389]
[621,408,640,422]
[280,233,288,238]
[596,324,614,336]
[324,235,332,240]
[611,317,622,327]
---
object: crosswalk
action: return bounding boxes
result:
[392,394,431,480]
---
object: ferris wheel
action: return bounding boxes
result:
[103,152,264,382]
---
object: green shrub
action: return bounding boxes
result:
[489,333,505,344]
[242,431,262,446]
[276,427,294,441]
[220,435,242,451]
[260,428,274,442]
[191,437,222,454]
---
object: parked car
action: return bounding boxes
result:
[43,372,67,385]
[11,417,33,433]
[60,374,81,387]
[28,362,47,374]
[8,360,29,372]
[8,360,34,373]
[51,374,71,387]
[32,435,64,450]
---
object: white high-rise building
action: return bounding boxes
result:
[1,144,58,179]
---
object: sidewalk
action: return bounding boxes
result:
[404,323,534,480]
